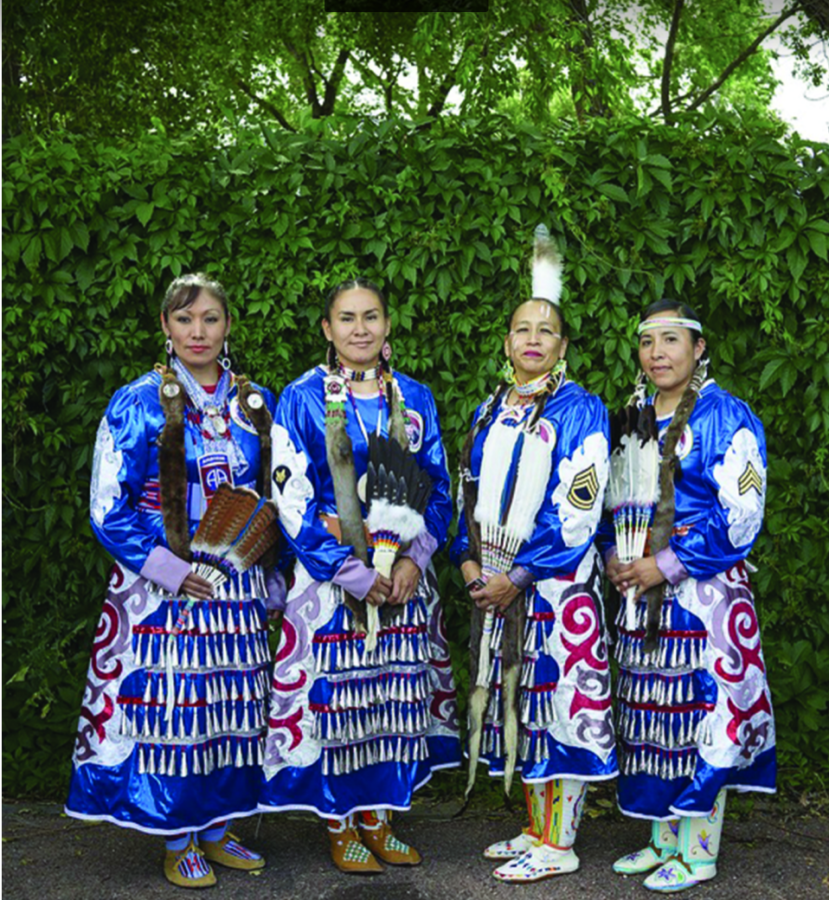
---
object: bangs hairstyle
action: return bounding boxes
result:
[641,298,703,344]
[507,298,567,338]
[162,273,229,320]
[324,277,389,320]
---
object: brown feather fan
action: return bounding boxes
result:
[172,483,281,634]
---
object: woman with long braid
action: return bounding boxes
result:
[259,278,460,874]
[451,228,617,883]
[608,300,775,893]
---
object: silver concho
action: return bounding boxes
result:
[162,383,180,398]
[247,392,264,410]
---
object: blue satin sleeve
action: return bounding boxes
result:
[670,394,767,580]
[89,385,159,574]
[414,384,453,548]
[512,391,610,581]
[271,379,352,583]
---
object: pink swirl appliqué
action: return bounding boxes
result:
[560,594,605,676]
[271,617,307,692]
[714,599,764,684]
[268,707,304,751]
[91,601,124,682]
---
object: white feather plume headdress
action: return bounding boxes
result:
[531,224,562,305]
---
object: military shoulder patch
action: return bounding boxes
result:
[567,464,600,511]
[738,461,763,496]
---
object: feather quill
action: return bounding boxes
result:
[606,405,660,630]
[531,224,562,305]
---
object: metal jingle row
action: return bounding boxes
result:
[119,695,266,742]
[132,628,270,671]
[617,704,710,750]
[616,669,697,707]
[312,697,430,743]
[323,668,431,710]
[620,742,698,781]
[135,734,264,777]
[320,734,428,776]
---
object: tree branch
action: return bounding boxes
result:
[681,1,804,112]
[282,36,321,116]
[660,0,686,124]
[321,48,350,117]
[232,76,297,133]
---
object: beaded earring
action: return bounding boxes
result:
[500,357,516,385]
[165,337,175,368]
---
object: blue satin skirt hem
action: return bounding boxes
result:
[617,746,777,820]
[259,735,461,819]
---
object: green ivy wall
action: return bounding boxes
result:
[3,113,828,797]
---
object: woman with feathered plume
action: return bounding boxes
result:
[451,227,617,883]
[259,278,460,874]
[607,300,775,893]
[65,274,282,887]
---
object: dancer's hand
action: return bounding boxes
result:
[461,561,484,598]
[181,572,214,600]
[471,573,520,612]
[365,572,393,607]
[606,552,626,589]
[388,557,420,606]
[616,557,665,599]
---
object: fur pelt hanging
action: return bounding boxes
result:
[459,377,559,804]
[641,360,708,652]
[324,369,412,633]
[157,365,191,562]
[236,374,277,569]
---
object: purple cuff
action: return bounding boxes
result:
[401,531,438,575]
[507,565,535,591]
[655,547,689,585]
[140,545,191,595]
[264,570,287,611]
[332,556,377,601]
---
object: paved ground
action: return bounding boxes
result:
[3,789,828,900]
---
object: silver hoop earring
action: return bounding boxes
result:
[220,339,232,372]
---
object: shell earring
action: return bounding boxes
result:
[165,337,175,368]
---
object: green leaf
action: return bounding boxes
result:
[759,358,785,391]
[136,202,154,226]
[807,229,827,261]
[22,234,42,271]
[597,183,628,204]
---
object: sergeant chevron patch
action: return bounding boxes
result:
[567,464,600,510]
[738,461,763,496]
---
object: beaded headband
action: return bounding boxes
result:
[638,317,703,335]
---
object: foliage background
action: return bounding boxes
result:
[3,112,829,799]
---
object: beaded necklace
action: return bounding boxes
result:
[338,362,382,382]
[172,358,243,471]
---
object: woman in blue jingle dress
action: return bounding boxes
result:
[259,278,460,874]
[607,300,775,893]
[451,228,617,884]
[65,274,280,889]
